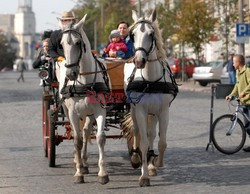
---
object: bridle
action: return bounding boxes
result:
[129,20,156,59]
[62,28,86,68]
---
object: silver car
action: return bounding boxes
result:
[193,61,224,86]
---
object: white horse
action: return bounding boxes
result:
[57,14,110,184]
[124,10,178,187]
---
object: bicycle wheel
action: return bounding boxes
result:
[211,114,246,155]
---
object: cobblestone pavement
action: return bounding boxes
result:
[0,71,250,194]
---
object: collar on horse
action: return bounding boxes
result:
[126,61,178,104]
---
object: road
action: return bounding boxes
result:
[0,71,250,194]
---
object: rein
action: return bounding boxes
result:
[79,57,134,76]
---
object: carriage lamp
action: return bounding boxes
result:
[39,69,49,80]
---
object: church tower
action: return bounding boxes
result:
[14,0,36,60]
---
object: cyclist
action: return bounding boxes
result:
[225,54,250,152]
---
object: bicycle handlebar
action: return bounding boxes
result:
[229,96,240,102]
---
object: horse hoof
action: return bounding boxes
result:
[74,176,84,184]
[131,154,141,169]
[82,167,89,174]
[98,175,109,185]
[152,156,163,167]
[139,178,150,187]
[149,169,157,176]
[131,161,141,169]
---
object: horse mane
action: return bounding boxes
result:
[79,27,91,52]
[151,20,166,62]
[130,18,166,62]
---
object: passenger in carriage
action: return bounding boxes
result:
[103,21,134,59]
[48,11,77,63]
[32,38,52,86]
[103,29,128,59]
[32,38,51,69]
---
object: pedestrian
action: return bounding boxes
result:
[103,29,128,59]
[17,57,26,82]
[227,50,236,84]
[225,54,250,152]
[103,21,134,59]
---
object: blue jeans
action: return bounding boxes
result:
[243,106,250,135]
[116,51,125,58]
[229,71,236,84]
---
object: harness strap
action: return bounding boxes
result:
[60,82,110,98]
[79,57,134,76]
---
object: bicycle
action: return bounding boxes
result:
[211,96,250,154]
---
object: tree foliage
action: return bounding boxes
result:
[216,0,238,53]
[0,32,16,70]
[175,0,217,58]
[156,1,178,43]
[73,0,219,58]
[73,0,135,49]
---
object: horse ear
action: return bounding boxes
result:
[132,10,138,22]
[149,9,157,23]
[58,19,63,30]
[74,14,87,29]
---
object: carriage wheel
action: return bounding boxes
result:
[47,109,56,167]
[42,99,50,157]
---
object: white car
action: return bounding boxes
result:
[193,61,224,86]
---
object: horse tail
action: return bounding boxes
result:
[121,112,134,155]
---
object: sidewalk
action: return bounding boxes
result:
[177,79,213,93]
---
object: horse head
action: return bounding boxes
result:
[61,14,87,80]
[130,10,157,69]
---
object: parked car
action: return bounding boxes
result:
[193,60,224,86]
[167,57,202,79]
[0,67,12,72]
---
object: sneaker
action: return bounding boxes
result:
[243,146,250,152]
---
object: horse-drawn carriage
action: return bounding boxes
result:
[40,58,129,167]
[39,10,178,187]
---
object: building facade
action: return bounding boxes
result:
[14,0,37,61]
[0,0,39,69]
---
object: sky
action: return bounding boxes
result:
[0,0,77,33]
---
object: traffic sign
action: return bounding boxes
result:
[236,23,250,43]
[236,23,250,37]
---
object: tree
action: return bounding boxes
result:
[0,32,16,70]
[175,0,217,60]
[73,0,134,49]
[216,0,238,59]
[73,0,100,49]
[156,1,179,43]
